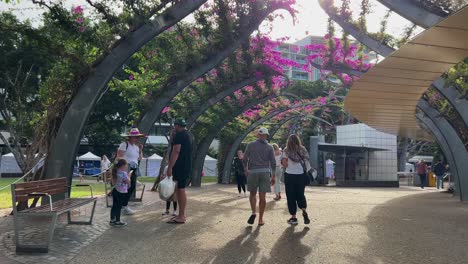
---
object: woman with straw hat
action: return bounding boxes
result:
[116,126,146,215]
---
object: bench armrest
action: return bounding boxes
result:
[74,184,94,198]
[27,192,53,211]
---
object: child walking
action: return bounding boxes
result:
[161,165,178,217]
[110,159,130,227]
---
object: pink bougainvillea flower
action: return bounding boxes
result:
[75,17,84,24]
[128,75,134,81]
[210,69,218,77]
[161,106,170,114]
[196,78,203,83]
[78,26,86,32]
[73,6,84,14]
[317,96,327,105]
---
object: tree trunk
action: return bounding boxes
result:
[397,137,409,172]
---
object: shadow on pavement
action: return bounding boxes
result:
[260,226,311,264]
[360,191,468,263]
[201,226,261,264]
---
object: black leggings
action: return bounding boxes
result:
[166,201,178,211]
[284,172,307,216]
[418,173,427,187]
[123,173,137,206]
[236,172,246,193]
[111,188,126,222]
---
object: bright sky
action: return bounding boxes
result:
[263,0,421,43]
[0,0,420,43]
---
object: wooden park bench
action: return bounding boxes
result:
[11,178,97,253]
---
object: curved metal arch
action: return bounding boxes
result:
[186,76,260,128]
[415,113,460,196]
[187,74,292,129]
[269,115,302,139]
[221,111,303,183]
[137,3,290,136]
[376,0,443,28]
[45,0,209,180]
[417,100,468,201]
[318,0,395,57]
[190,93,280,186]
[432,78,468,128]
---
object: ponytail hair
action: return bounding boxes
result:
[112,159,128,183]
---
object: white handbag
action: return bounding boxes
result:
[158,176,176,201]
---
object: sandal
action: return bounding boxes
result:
[167,219,185,224]
[247,214,256,225]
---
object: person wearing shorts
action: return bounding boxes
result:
[167,119,192,224]
[244,127,276,226]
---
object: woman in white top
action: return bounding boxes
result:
[281,134,310,226]
[100,155,111,183]
[116,127,145,215]
[272,143,283,201]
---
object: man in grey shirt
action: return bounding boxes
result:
[243,127,276,226]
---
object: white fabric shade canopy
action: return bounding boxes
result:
[0,153,23,175]
[203,155,218,177]
[77,152,101,161]
[140,153,163,177]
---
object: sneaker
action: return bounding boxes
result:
[122,206,136,215]
[162,211,170,216]
[113,221,127,227]
[109,219,116,226]
[172,211,177,217]
[287,217,298,225]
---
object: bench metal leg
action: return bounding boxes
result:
[15,214,57,253]
[67,200,97,225]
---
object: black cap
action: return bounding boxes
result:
[174,118,186,127]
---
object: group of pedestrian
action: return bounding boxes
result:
[416,159,448,190]
[240,127,311,226]
[109,126,145,227]
[109,118,192,227]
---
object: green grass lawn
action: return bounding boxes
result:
[138,176,218,184]
[0,178,105,209]
[0,176,219,209]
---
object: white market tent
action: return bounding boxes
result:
[0,153,23,176]
[140,153,163,177]
[203,155,218,177]
[77,152,101,161]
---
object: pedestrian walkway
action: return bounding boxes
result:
[0,184,467,264]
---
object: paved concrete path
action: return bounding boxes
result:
[1,184,468,264]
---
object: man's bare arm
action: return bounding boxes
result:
[167,144,181,176]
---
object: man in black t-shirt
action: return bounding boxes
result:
[167,118,192,224]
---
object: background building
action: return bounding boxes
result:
[279,36,377,81]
